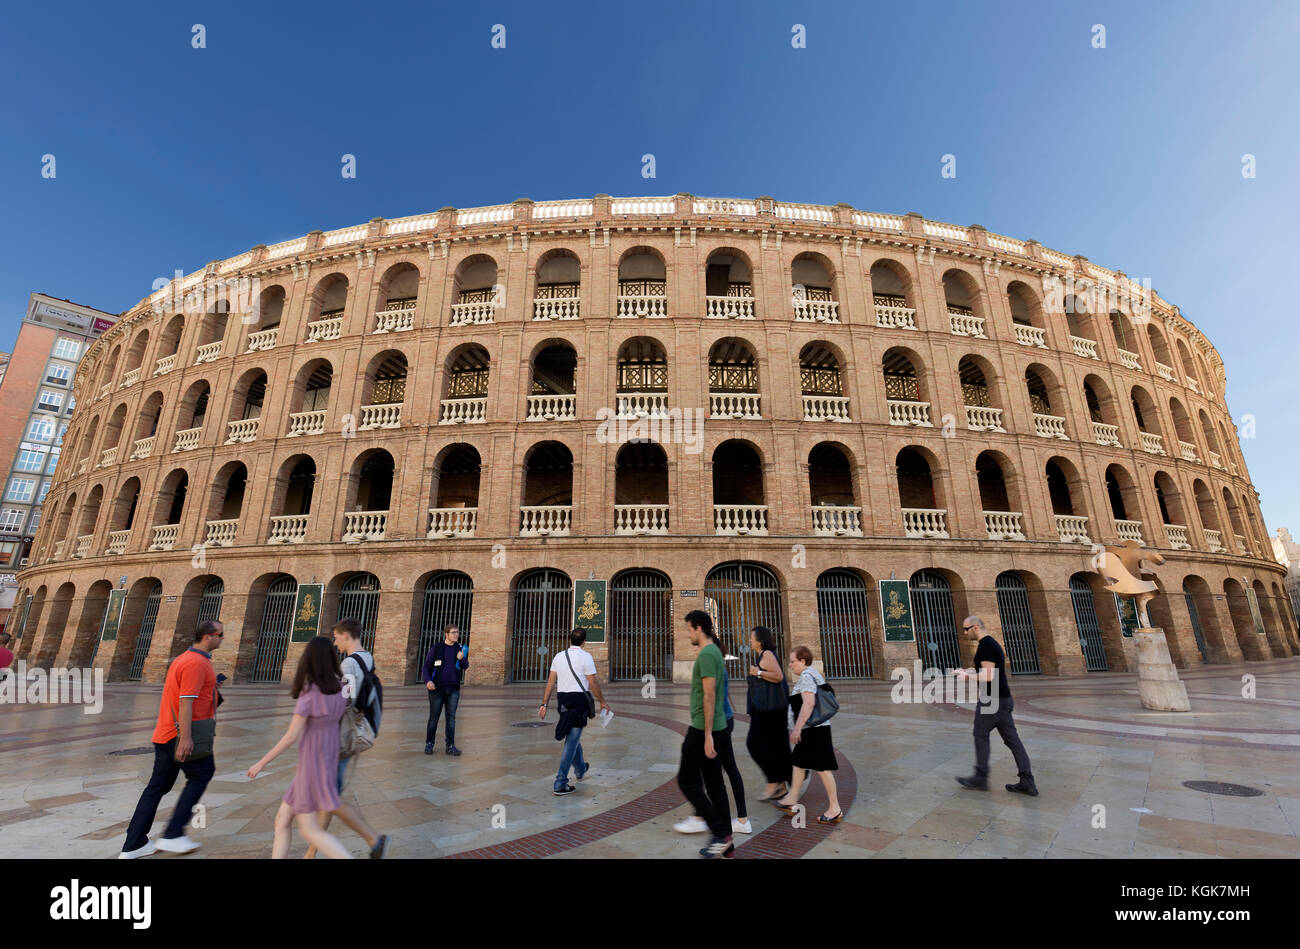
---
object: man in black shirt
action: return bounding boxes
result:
[954,616,1037,795]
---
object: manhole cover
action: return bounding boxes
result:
[511,721,549,728]
[1182,781,1263,797]
[107,747,154,756]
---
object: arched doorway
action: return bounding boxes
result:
[511,569,572,682]
[1069,575,1108,671]
[417,572,474,683]
[816,569,874,678]
[337,573,381,653]
[1181,581,1209,662]
[995,572,1041,675]
[252,576,297,682]
[609,569,673,681]
[909,570,959,671]
[126,582,164,681]
[199,579,224,624]
[703,562,785,680]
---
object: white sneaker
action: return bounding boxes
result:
[732,817,753,835]
[118,842,156,859]
[154,835,200,854]
[673,816,709,834]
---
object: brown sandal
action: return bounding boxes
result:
[817,811,844,824]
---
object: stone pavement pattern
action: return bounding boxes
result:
[1,659,1298,859]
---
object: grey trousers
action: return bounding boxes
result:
[973,696,1034,782]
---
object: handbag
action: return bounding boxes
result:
[172,680,217,760]
[806,675,840,727]
[562,648,597,720]
[747,650,786,713]
[339,661,376,759]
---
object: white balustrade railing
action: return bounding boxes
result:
[306,316,342,341]
[1117,348,1141,370]
[247,327,278,352]
[887,399,933,426]
[374,303,416,333]
[1229,460,1240,476]
[1033,413,1069,440]
[450,300,496,325]
[854,211,905,230]
[987,233,1026,254]
[611,197,674,215]
[803,395,850,422]
[78,458,89,474]
[359,403,403,429]
[1116,519,1144,543]
[118,367,140,389]
[1165,524,1191,550]
[792,298,839,323]
[427,508,478,538]
[173,427,202,451]
[1187,377,1200,394]
[226,417,260,444]
[714,504,768,536]
[876,303,917,329]
[902,508,949,539]
[774,202,833,222]
[154,354,177,376]
[98,383,111,400]
[617,294,667,319]
[706,296,755,319]
[1093,422,1121,447]
[695,198,756,215]
[965,405,1006,432]
[520,505,572,536]
[923,221,969,242]
[1156,362,1176,381]
[1235,533,1247,553]
[1013,324,1047,347]
[343,510,388,542]
[385,213,438,235]
[811,505,863,537]
[948,311,986,337]
[614,504,670,535]
[99,446,119,468]
[709,393,762,419]
[74,534,93,559]
[287,410,326,436]
[1203,528,1224,553]
[616,393,669,418]
[439,397,488,424]
[456,204,513,226]
[268,515,308,544]
[204,519,239,547]
[1054,514,1091,544]
[106,529,131,555]
[149,524,179,551]
[1140,431,1166,455]
[53,540,65,560]
[526,393,577,421]
[533,297,581,320]
[1070,336,1099,359]
[532,200,593,219]
[983,511,1026,541]
[130,436,154,460]
[1209,450,1223,470]
[1179,440,1199,462]
[195,341,222,363]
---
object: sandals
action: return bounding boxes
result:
[817,811,844,824]
[758,785,789,802]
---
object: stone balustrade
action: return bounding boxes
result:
[888,399,933,427]
[614,504,670,535]
[902,508,949,539]
[343,510,388,542]
[803,395,850,422]
[359,403,403,429]
[428,507,478,537]
[205,519,239,547]
[525,393,577,421]
[983,511,1026,541]
[709,393,762,419]
[811,505,863,536]
[287,411,326,436]
[1054,514,1091,544]
[714,504,768,536]
[439,397,488,424]
[966,405,1006,432]
[268,515,308,544]
[520,505,572,536]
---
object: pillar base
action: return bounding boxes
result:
[1134,627,1190,712]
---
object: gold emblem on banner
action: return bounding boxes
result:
[577,589,601,622]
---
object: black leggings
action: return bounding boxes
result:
[713,718,747,820]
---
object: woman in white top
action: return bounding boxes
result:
[772,645,842,823]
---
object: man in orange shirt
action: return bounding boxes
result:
[119,621,224,859]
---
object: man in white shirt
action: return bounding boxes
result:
[538,628,610,795]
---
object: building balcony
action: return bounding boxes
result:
[1116,519,1144,544]
[106,529,131,555]
[427,507,477,538]
[99,446,119,468]
[52,540,65,561]
[1165,523,1191,550]
[359,403,402,429]
[887,399,933,427]
[616,392,669,419]
[948,311,986,337]
[902,508,949,539]
[246,327,278,352]
[614,504,670,535]
[154,354,177,376]
[1228,459,1240,476]
[1203,528,1225,553]
[1117,348,1141,370]
[792,299,839,323]
[343,511,388,542]
[1054,514,1091,544]
[714,504,768,536]
[617,294,667,319]
[706,296,755,319]
[98,383,111,400]
[73,533,93,559]
[1139,431,1166,455]
[709,393,762,419]
[520,505,572,536]
[1178,440,1199,462]
[205,518,239,547]
[439,397,488,424]
[375,302,416,333]
[1155,361,1176,382]
[287,411,326,437]
[78,457,89,474]
[226,417,260,444]
[965,405,1006,433]
[803,395,850,422]
[268,515,308,544]
[149,524,179,551]
[120,367,141,388]
[1093,421,1121,447]
[1013,324,1047,348]
[811,505,863,537]
[1234,533,1248,554]
[173,427,202,452]
[983,511,1026,541]
[1070,336,1099,359]
[1187,377,1200,394]
[875,303,917,329]
[306,316,342,341]
[1032,413,1069,440]
[130,436,155,460]
[195,341,222,364]
[533,297,581,321]
[1209,450,1224,470]
[525,394,576,421]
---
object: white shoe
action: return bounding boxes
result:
[154,835,200,854]
[732,818,753,835]
[118,842,156,859]
[673,816,709,834]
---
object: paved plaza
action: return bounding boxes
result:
[2,658,1299,859]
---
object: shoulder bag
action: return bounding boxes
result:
[563,648,597,720]
[747,650,787,713]
[806,673,840,727]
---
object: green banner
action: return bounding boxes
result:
[572,579,606,644]
[100,589,127,641]
[291,583,323,643]
[1245,587,1266,636]
[880,580,915,643]
[1115,594,1139,638]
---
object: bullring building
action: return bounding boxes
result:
[11,195,1297,686]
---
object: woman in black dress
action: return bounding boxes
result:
[745,626,792,801]
[773,645,842,823]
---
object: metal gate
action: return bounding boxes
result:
[126,582,164,681]
[995,572,1041,675]
[198,579,224,623]
[337,573,380,653]
[609,569,673,681]
[251,576,297,683]
[12,594,31,642]
[816,569,874,678]
[909,570,960,671]
[1182,586,1209,662]
[703,562,784,680]
[417,572,473,683]
[510,569,572,682]
[1070,575,1108,671]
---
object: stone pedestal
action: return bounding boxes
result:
[1134,627,1190,711]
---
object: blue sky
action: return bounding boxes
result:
[2,0,1297,534]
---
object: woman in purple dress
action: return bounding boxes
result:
[247,636,352,858]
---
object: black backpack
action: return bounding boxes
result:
[350,652,383,735]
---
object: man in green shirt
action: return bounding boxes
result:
[676,609,734,858]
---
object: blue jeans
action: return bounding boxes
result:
[426,685,460,745]
[554,725,587,790]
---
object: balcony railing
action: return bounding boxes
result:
[375,302,416,333]
[149,524,179,551]
[1117,348,1141,370]
[1116,519,1144,544]
[709,393,762,419]
[887,399,933,427]
[1178,440,1199,462]
[984,511,1026,541]
[343,511,388,542]
[1093,421,1121,447]
[533,297,581,320]
[306,316,342,341]
[902,508,949,539]
[226,417,260,444]
[875,303,917,329]
[1165,524,1191,550]
[617,288,667,319]
[521,505,572,536]
[1139,431,1166,455]
[525,394,577,421]
[1187,377,1200,394]
[99,446,118,468]
[427,507,478,538]
[78,457,89,474]
[106,529,131,555]
[965,405,1006,433]
[284,410,327,437]
[195,341,222,364]
[1209,450,1224,470]
[1235,533,1247,553]
[130,436,154,460]
[439,397,488,424]
[154,354,177,376]
[1032,413,1068,440]
[1070,336,1099,359]
[811,505,863,537]
[948,311,986,337]
[121,367,141,388]
[1155,362,1176,382]
[204,519,239,547]
[792,299,839,323]
[74,534,93,559]
[451,300,496,326]
[359,403,402,429]
[706,296,755,319]
[246,327,278,352]
[714,504,768,536]
[98,383,111,400]
[1054,514,1091,544]
[268,515,308,544]
[53,540,65,560]
[1203,528,1225,553]
[803,395,850,422]
[1229,459,1240,476]
[616,393,669,418]
[1013,324,1047,348]
[614,504,670,535]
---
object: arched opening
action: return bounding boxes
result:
[269,455,316,544]
[1181,576,1220,662]
[429,444,481,536]
[1252,579,1286,657]
[883,348,931,426]
[1008,281,1045,346]
[1070,574,1111,671]
[1222,488,1247,552]
[249,574,298,682]
[375,263,418,330]
[909,569,960,671]
[800,341,849,421]
[509,569,572,682]
[175,381,210,450]
[533,249,581,320]
[1146,324,1173,373]
[609,568,673,681]
[415,572,474,683]
[1109,309,1137,360]
[1026,365,1067,439]
[704,561,785,680]
[960,355,1004,432]
[817,568,874,678]
[124,330,151,376]
[617,248,667,318]
[1047,458,1090,543]
[360,351,407,429]
[520,441,574,535]
[1222,578,1266,660]
[307,275,345,326]
[439,345,490,424]
[995,571,1042,675]
[809,443,860,536]
[123,579,163,681]
[132,392,165,450]
[1064,293,1096,349]
[226,370,267,444]
[343,450,394,542]
[1105,464,1142,541]
[335,572,381,653]
[943,269,985,336]
[712,440,766,535]
[150,469,188,550]
[155,314,185,373]
[451,255,499,325]
[69,579,114,668]
[204,462,246,546]
[527,343,577,421]
[1168,398,1197,460]
[614,441,669,534]
[286,359,332,435]
[615,337,668,418]
[707,338,760,419]
[793,253,838,322]
[1131,385,1163,454]
[897,448,947,537]
[34,582,77,669]
[977,451,1024,540]
[197,303,228,360]
[1154,471,1190,549]
[704,248,754,319]
[870,259,913,327]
